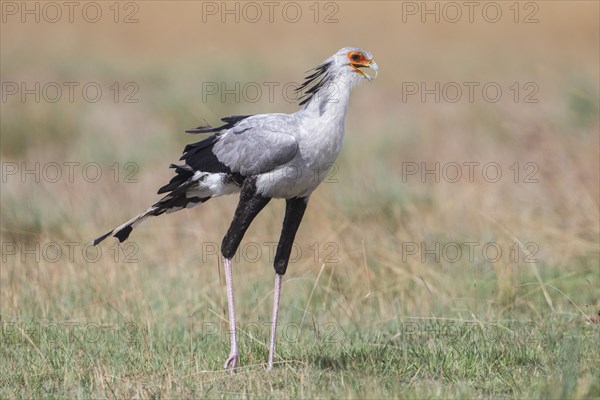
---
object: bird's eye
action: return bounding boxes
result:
[351,53,361,61]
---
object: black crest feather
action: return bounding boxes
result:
[296,62,333,106]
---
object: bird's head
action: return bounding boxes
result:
[296,47,378,107]
[329,47,378,82]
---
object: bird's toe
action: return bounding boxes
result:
[224,352,238,372]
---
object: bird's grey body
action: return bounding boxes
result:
[179,63,358,201]
[93,47,377,371]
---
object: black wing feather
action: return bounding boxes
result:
[157,115,253,194]
[185,115,252,134]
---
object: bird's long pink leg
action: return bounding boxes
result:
[267,273,283,370]
[223,257,238,371]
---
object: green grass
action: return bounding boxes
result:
[1,240,598,398]
[1,294,598,398]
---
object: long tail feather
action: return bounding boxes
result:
[92,206,159,245]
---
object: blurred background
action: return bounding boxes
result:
[1,1,599,397]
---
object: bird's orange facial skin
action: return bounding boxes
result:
[347,51,369,65]
[347,51,372,77]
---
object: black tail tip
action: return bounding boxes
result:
[93,225,133,246]
[114,225,133,243]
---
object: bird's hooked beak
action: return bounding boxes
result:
[349,54,379,82]
[363,60,378,82]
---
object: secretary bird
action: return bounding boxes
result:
[93,47,378,371]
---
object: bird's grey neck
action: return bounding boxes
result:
[299,80,352,120]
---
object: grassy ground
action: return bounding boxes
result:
[1,2,599,398]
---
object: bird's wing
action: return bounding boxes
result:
[212,114,299,176]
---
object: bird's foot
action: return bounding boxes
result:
[224,352,238,372]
